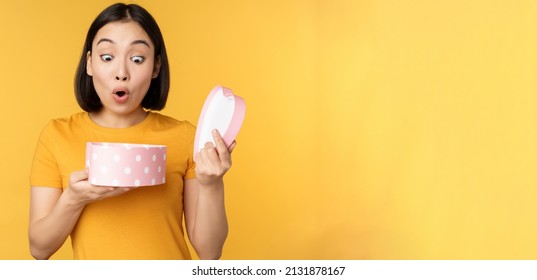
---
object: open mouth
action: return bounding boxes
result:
[112,88,129,103]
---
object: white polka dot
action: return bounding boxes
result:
[101,166,108,174]
[144,167,149,174]
[112,180,119,186]
[86,160,90,167]
[91,178,97,184]
[151,178,156,185]
[134,179,141,186]
[135,155,142,162]
[163,154,167,160]
[124,167,131,175]
[144,145,150,149]
[92,153,98,160]
[113,155,120,162]
[152,154,157,161]
[158,166,161,173]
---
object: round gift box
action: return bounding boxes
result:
[86,142,167,187]
[194,85,246,159]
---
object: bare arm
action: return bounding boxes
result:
[29,169,132,260]
[29,186,83,260]
[184,129,235,260]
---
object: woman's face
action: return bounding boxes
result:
[86,20,160,117]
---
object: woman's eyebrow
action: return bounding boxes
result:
[96,38,150,48]
[96,38,114,45]
[131,39,151,48]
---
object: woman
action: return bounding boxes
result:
[29,3,234,260]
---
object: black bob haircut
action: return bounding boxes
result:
[74,3,170,112]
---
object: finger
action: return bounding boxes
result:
[98,186,132,195]
[201,141,219,162]
[204,140,215,151]
[212,129,230,162]
[70,169,89,183]
[194,151,201,163]
[202,141,221,166]
[109,187,133,194]
[195,149,212,176]
[228,141,237,154]
[196,146,209,168]
[89,184,114,192]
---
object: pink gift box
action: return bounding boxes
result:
[86,142,167,187]
[194,85,246,159]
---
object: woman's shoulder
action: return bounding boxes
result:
[42,112,87,131]
[149,112,196,130]
[35,112,87,142]
[49,112,87,126]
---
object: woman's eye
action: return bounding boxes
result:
[100,54,113,62]
[131,56,145,64]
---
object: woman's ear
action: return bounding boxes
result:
[86,51,93,76]
[152,55,161,79]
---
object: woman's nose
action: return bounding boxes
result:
[115,60,129,81]
[115,75,128,81]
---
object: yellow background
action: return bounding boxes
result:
[1,0,536,259]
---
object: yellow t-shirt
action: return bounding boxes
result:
[30,112,197,259]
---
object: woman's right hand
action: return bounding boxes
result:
[66,169,133,206]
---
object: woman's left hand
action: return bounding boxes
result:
[195,129,236,187]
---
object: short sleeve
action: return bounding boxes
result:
[183,123,197,180]
[29,121,63,188]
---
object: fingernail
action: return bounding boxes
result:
[204,143,212,151]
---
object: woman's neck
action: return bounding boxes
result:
[89,108,149,128]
